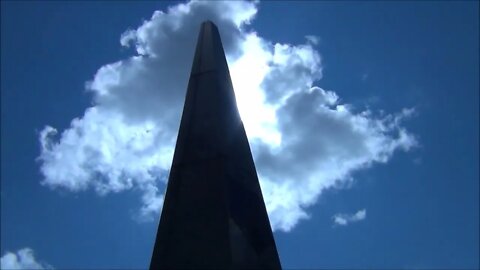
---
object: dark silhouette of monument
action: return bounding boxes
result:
[149,21,282,269]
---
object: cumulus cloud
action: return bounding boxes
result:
[37,0,416,231]
[1,248,53,270]
[333,209,367,226]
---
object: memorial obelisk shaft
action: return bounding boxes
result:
[150,21,282,270]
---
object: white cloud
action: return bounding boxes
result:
[1,248,53,270]
[305,35,320,45]
[37,0,416,231]
[333,209,367,226]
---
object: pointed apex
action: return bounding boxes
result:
[190,19,228,76]
[201,20,216,27]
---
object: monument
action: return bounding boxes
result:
[150,21,282,270]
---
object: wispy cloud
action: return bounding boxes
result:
[37,0,416,231]
[333,209,367,226]
[305,35,320,45]
[361,72,369,81]
[1,248,53,270]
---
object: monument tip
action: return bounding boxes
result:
[201,20,217,28]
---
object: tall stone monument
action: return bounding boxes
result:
[150,21,282,270]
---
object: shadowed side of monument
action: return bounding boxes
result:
[149,21,282,270]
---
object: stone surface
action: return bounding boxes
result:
[150,21,281,270]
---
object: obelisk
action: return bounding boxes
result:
[150,21,282,270]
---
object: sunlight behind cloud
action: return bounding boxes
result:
[229,33,281,146]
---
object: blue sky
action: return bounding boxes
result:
[1,1,478,269]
